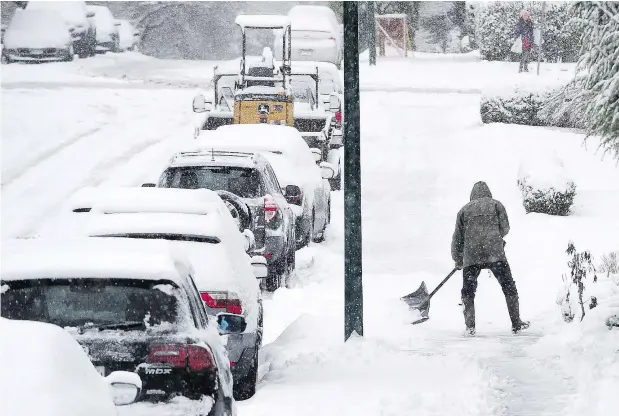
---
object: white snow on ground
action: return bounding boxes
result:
[2,52,618,415]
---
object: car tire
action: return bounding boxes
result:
[233,349,258,401]
[208,386,233,416]
[329,171,341,191]
[311,210,325,243]
[265,257,285,292]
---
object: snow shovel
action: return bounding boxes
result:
[401,268,459,325]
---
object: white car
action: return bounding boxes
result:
[118,19,139,51]
[283,5,342,68]
[0,317,141,416]
[63,186,267,401]
[26,1,97,58]
[195,124,334,247]
[87,5,120,52]
[2,8,74,63]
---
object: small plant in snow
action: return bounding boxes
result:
[598,252,618,278]
[564,242,597,322]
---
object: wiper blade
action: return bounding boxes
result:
[94,321,146,331]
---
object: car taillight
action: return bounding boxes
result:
[264,194,278,223]
[201,291,243,315]
[335,111,342,128]
[147,344,215,372]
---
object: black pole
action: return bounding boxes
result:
[368,2,377,66]
[343,1,363,340]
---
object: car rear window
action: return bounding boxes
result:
[1,279,183,329]
[162,167,264,198]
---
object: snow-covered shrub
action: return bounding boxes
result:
[599,252,619,278]
[557,242,597,322]
[473,2,582,62]
[481,88,552,126]
[539,78,589,130]
[517,154,576,216]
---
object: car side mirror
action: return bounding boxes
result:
[329,94,340,113]
[217,313,247,335]
[105,371,142,406]
[86,11,95,18]
[192,95,211,113]
[309,148,322,163]
[319,162,335,179]
[284,184,302,205]
[141,183,156,187]
[243,229,256,253]
[250,255,268,278]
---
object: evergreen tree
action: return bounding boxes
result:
[568,2,619,159]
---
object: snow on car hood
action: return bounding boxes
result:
[4,10,71,49]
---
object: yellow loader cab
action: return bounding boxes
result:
[233,15,294,127]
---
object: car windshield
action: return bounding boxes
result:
[163,167,264,198]
[1,279,181,329]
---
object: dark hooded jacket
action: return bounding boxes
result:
[451,182,510,268]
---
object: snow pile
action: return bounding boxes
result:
[0,318,117,416]
[3,9,71,49]
[517,152,576,216]
[116,396,214,416]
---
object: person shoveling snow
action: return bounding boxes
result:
[451,181,530,336]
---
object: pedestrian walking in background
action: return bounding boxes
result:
[514,9,534,72]
[451,181,530,336]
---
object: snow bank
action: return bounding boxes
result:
[518,153,577,216]
[0,318,117,416]
[116,396,214,416]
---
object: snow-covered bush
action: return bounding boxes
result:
[539,78,589,130]
[473,2,582,62]
[557,242,597,322]
[517,154,576,216]
[599,252,619,278]
[481,88,553,126]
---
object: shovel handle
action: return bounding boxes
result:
[428,267,459,299]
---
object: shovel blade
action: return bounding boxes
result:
[401,281,431,323]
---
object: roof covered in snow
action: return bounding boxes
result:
[235,15,290,29]
[1,237,192,283]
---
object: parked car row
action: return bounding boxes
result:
[1,2,139,64]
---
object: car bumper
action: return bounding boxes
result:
[5,49,67,61]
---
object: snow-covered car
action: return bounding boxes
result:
[0,237,241,414]
[2,8,74,63]
[62,186,267,401]
[26,1,97,58]
[292,61,343,124]
[87,5,120,53]
[280,5,342,68]
[0,317,142,416]
[157,149,297,292]
[118,19,139,51]
[195,124,334,248]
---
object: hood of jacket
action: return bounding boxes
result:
[470,181,492,201]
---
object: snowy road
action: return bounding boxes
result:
[2,53,618,416]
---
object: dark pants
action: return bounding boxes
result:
[519,50,531,72]
[461,261,521,329]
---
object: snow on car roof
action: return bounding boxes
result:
[235,15,291,29]
[0,318,117,416]
[81,212,226,241]
[26,1,88,24]
[1,237,192,283]
[169,151,258,169]
[68,186,224,215]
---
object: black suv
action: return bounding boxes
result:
[158,150,297,291]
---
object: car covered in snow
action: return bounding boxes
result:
[26,1,97,58]
[195,124,334,248]
[86,5,120,53]
[0,317,142,416]
[118,19,139,51]
[2,8,74,63]
[276,5,342,68]
[157,150,297,293]
[292,61,343,127]
[63,186,268,401]
[0,237,241,415]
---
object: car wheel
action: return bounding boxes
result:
[264,258,285,292]
[233,350,258,401]
[208,386,233,416]
[329,171,341,191]
[311,210,324,243]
